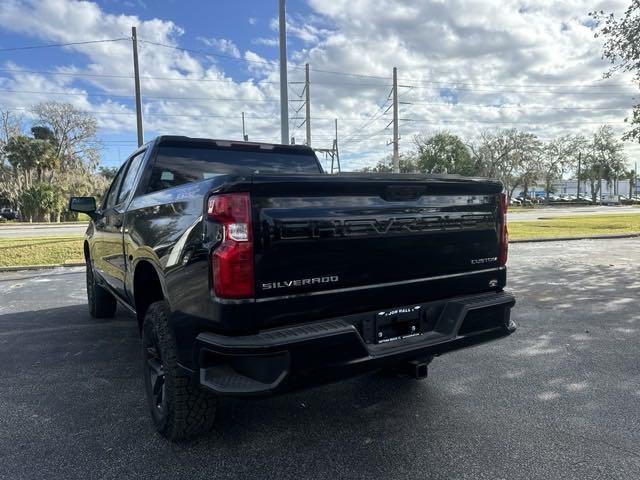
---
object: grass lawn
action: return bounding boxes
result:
[0,236,84,267]
[509,213,640,240]
[0,214,638,267]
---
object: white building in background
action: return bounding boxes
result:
[551,179,638,197]
[520,179,638,197]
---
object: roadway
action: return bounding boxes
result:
[508,205,640,221]
[0,223,88,237]
[0,206,638,238]
[0,238,638,479]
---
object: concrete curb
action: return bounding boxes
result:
[510,232,640,243]
[0,262,85,273]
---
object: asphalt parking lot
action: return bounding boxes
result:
[0,239,639,480]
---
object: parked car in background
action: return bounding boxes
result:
[515,195,533,206]
[601,194,620,206]
[0,208,19,220]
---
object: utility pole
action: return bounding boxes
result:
[304,63,311,147]
[241,112,248,141]
[278,0,289,144]
[576,152,581,199]
[131,26,143,147]
[392,66,399,173]
[334,118,340,173]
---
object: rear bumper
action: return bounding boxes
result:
[194,290,516,396]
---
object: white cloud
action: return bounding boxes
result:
[0,0,638,170]
[248,17,257,25]
[197,37,241,59]
[252,37,279,47]
[269,15,333,45]
[300,0,640,169]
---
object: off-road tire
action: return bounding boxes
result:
[86,260,117,318]
[142,300,218,441]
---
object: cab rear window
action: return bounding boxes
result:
[147,144,322,193]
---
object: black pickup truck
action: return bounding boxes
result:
[70,136,515,440]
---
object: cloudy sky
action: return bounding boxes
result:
[0,0,638,170]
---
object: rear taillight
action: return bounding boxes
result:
[498,193,508,266]
[208,193,254,298]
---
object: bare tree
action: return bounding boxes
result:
[541,135,579,203]
[0,109,24,207]
[30,102,101,178]
[469,128,543,198]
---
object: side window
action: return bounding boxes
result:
[147,148,207,193]
[102,165,127,210]
[117,151,146,205]
[147,164,190,193]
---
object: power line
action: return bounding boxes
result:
[397,77,635,89]
[341,88,393,144]
[399,100,632,111]
[0,35,577,90]
[0,38,130,52]
[139,38,395,82]
[0,67,281,84]
[1,107,279,120]
[399,118,628,125]
[397,83,636,95]
[0,88,632,111]
[1,65,635,96]
[0,88,280,103]
[0,35,635,93]
[139,39,287,69]
[337,127,391,146]
[0,66,394,88]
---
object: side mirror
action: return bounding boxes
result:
[69,196,97,219]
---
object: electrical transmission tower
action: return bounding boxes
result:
[315,119,340,173]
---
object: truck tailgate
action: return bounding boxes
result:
[248,174,504,326]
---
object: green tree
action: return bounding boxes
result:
[98,166,119,182]
[19,183,58,223]
[581,125,627,202]
[4,135,57,187]
[361,154,418,173]
[414,131,476,175]
[590,3,640,142]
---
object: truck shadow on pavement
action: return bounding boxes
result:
[0,302,448,479]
